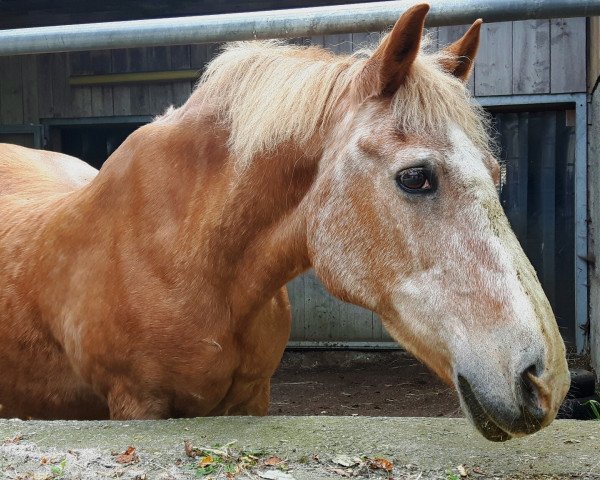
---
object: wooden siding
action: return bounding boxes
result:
[0,18,587,125]
[590,17,600,92]
[0,18,588,345]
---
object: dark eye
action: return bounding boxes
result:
[396,167,435,194]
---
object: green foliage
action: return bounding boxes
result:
[445,469,461,480]
[50,458,67,478]
[584,399,600,420]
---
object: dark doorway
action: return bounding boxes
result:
[49,123,143,170]
[492,109,575,346]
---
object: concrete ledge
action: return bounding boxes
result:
[0,417,598,479]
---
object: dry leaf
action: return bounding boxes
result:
[3,435,22,445]
[264,455,283,466]
[184,440,195,458]
[116,446,139,464]
[40,457,49,465]
[369,457,393,472]
[472,466,485,475]
[198,455,214,467]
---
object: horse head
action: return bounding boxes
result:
[305,5,570,441]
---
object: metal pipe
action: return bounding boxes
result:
[0,0,599,56]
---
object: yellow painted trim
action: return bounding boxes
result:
[69,70,200,86]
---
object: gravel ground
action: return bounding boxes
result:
[1,417,599,479]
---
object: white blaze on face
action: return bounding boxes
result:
[389,124,545,384]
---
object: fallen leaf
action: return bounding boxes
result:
[472,467,485,475]
[184,440,195,458]
[116,446,139,464]
[198,455,214,466]
[40,457,49,465]
[457,464,468,477]
[264,455,283,466]
[369,457,393,472]
[3,435,22,445]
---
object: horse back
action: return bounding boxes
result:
[0,143,97,200]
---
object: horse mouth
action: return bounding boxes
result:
[457,375,512,442]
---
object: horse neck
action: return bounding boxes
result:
[73,110,319,318]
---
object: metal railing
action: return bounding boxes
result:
[0,0,599,56]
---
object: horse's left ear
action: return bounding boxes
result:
[353,3,430,101]
[439,19,483,82]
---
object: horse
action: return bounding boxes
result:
[0,4,570,441]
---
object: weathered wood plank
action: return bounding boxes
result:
[337,302,374,342]
[351,32,381,52]
[550,17,586,93]
[190,43,221,70]
[170,45,192,108]
[287,275,306,342]
[21,55,39,124]
[0,56,24,124]
[323,33,353,54]
[147,46,173,115]
[122,48,151,116]
[512,20,550,94]
[112,48,151,115]
[90,50,113,117]
[288,37,311,47]
[66,53,93,117]
[50,53,69,118]
[590,17,600,92]
[539,113,556,303]
[111,49,132,116]
[497,113,528,241]
[309,35,325,48]
[475,22,512,96]
[36,54,54,118]
[302,270,339,342]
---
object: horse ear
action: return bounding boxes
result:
[354,3,430,100]
[439,19,483,82]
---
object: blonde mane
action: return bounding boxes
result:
[169,36,491,167]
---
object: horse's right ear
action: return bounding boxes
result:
[353,3,429,101]
[438,19,482,82]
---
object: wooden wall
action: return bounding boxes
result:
[0,18,586,127]
[0,18,588,345]
[588,17,599,376]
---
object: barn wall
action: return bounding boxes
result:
[0,18,587,125]
[0,18,588,346]
[590,89,600,376]
[589,17,600,376]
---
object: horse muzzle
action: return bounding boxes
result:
[456,360,570,442]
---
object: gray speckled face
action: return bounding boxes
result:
[309,114,570,441]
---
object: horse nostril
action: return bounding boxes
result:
[519,364,545,422]
[521,364,538,391]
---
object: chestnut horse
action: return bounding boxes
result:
[0,4,569,441]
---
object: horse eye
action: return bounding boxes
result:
[396,167,434,194]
